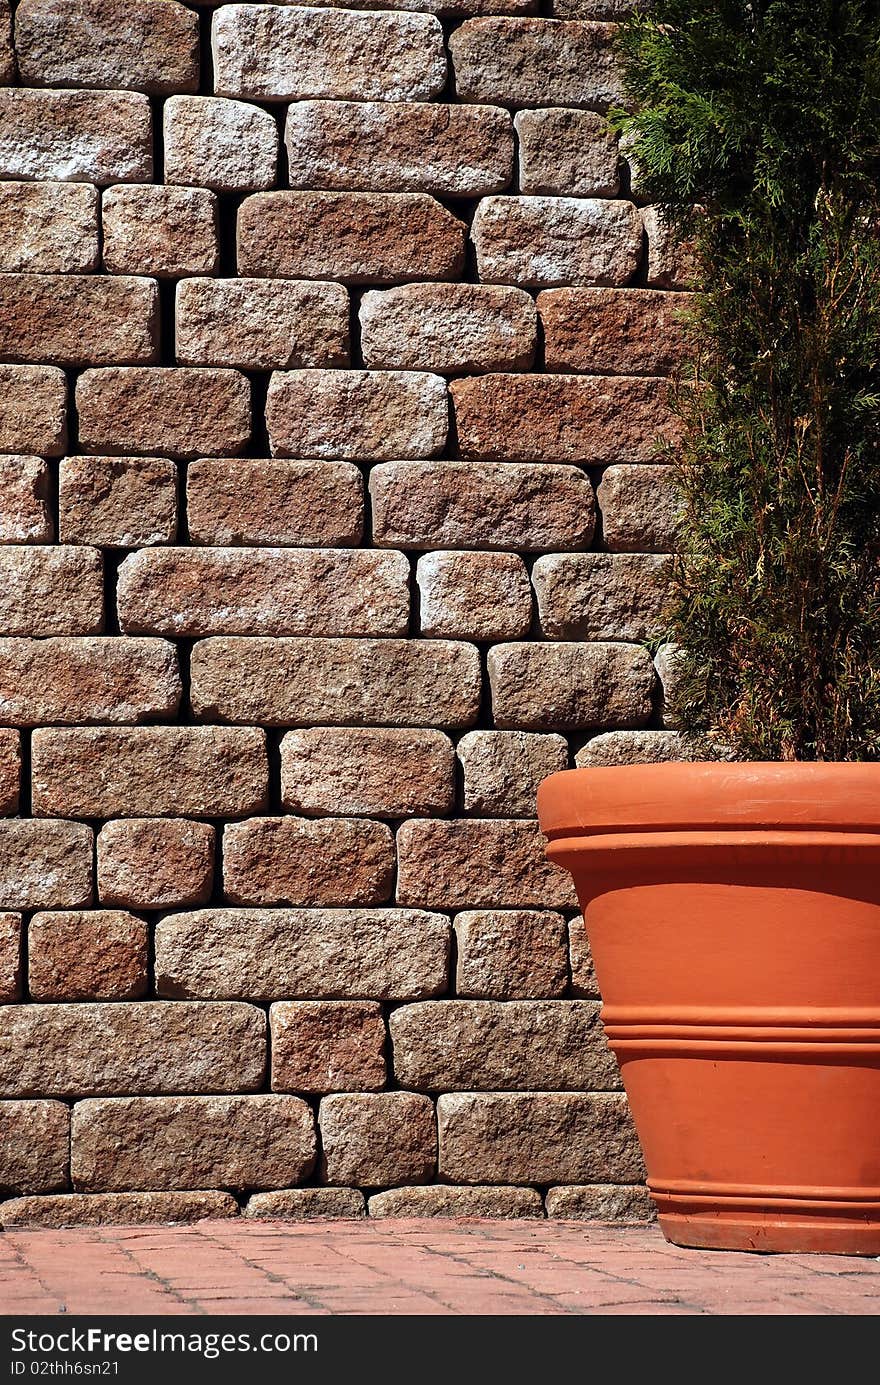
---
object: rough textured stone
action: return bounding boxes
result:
[32,726,267,819]
[213,6,446,102]
[0,0,12,83]
[15,0,199,95]
[515,108,619,196]
[0,1191,240,1229]
[176,278,349,370]
[187,459,363,548]
[370,461,596,552]
[576,729,692,768]
[0,1003,265,1098]
[454,909,568,999]
[0,1101,69,1195]
[190,637,480,728]
[533,553,673,641]
[266,369,447,460]
[545,1185,655,1221]
[0,731,19,815]
[0,182,98,272]
[452,18,622,108]
[596,464,680,552]
[452,374,679,465]
[644,204,699,289]
[237,191,465,283]
[270,1002,386,1093]
[72,1095,315,1192]
[0,546,102,636]
[59,456,177,547]
[118,547,408,638]
[438,1093,644,1183]
[0,821,92,911]
[223,817,395,907]
[417,551,532,640]
[76,368,251,460]
[281,728,454,818]
[319,1093,436,1186]
[0,365,67,456]
[360,283,535,374]
[568,915,599,998]
[28,910,148,1001]
[164,95,278,193]
[0,272,158,366]
[488,642,656,730]
[155,908,450,1002]
[0,912,21,1001]
[97,819,215,910]
[396,819,577,909]
[0,637,180,725]
[0,456,52,543]
[0,89,152,184]
[369,1186,543,1218]
[540,288,692,375]
[392,1000,618,1090]
[472,196,642,287]
[102,185,219,278]
[245,1188,365,1220]
[458,730,569,816]
[286,101,512,196]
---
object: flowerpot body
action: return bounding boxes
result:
[537,762,880,1254]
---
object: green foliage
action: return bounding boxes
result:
[614,0,880,759]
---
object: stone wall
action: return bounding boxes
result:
[0,0,683,1227]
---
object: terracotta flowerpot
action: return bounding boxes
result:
[537,761,880,1255]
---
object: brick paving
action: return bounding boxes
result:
[0,1219,878,1316]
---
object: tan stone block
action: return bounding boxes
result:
[32,726,267,819]
[458,729,569,816]
[472,196,641,288]
[286,100,512,196]
[575,730,693,768]
[488,641,656,730]
[545,1185,654,1221]
[319,1092,435,1185]
[187,459,363,548]
[515,108,619,195]
[396,818,577,909]
[223,817,395,907]
[454,909,568,999]
[0,182,98,273]
[540,288,692,375]
[76,367,251,461]
[0,1003,265,1098]
[368,1186,543,1217]
[155,907,450,1002]
[0,546,102,635]
[417,551,531,640]
[0,0,12,83]
[72,1095,315,1192]
[0,637,180,724]
[596,464,680,552]
[370,461,596,552]
[438,1092,644,1183]
[451,374,680,464]
[450,18,623,109]
[59,456,177,547]
[0,821,92,911]
[245,1188,365,1220]
[176,278,349,370]
[0,366,67,456]
[266,369,447,460]
[164,95,278,193]
[213,5,446,101]
[360,282,535,373]
[533,552,673,641]
[102,185,219,278]
[0,1100,69,1194]
[15,0,199,95]
[281,727,454,818]
[0,89,152,184]
[0,456,52,543]
[270,1001,386,1093]
[0,912,21,1001]
[237,191,465,283]
[117,547,408,638]
[28,910,148,1001]
[568,915,599,998]
[644,204,699,289]
[0,731,19,815]
[97,819,214,910]
[0,1191,239,1228]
